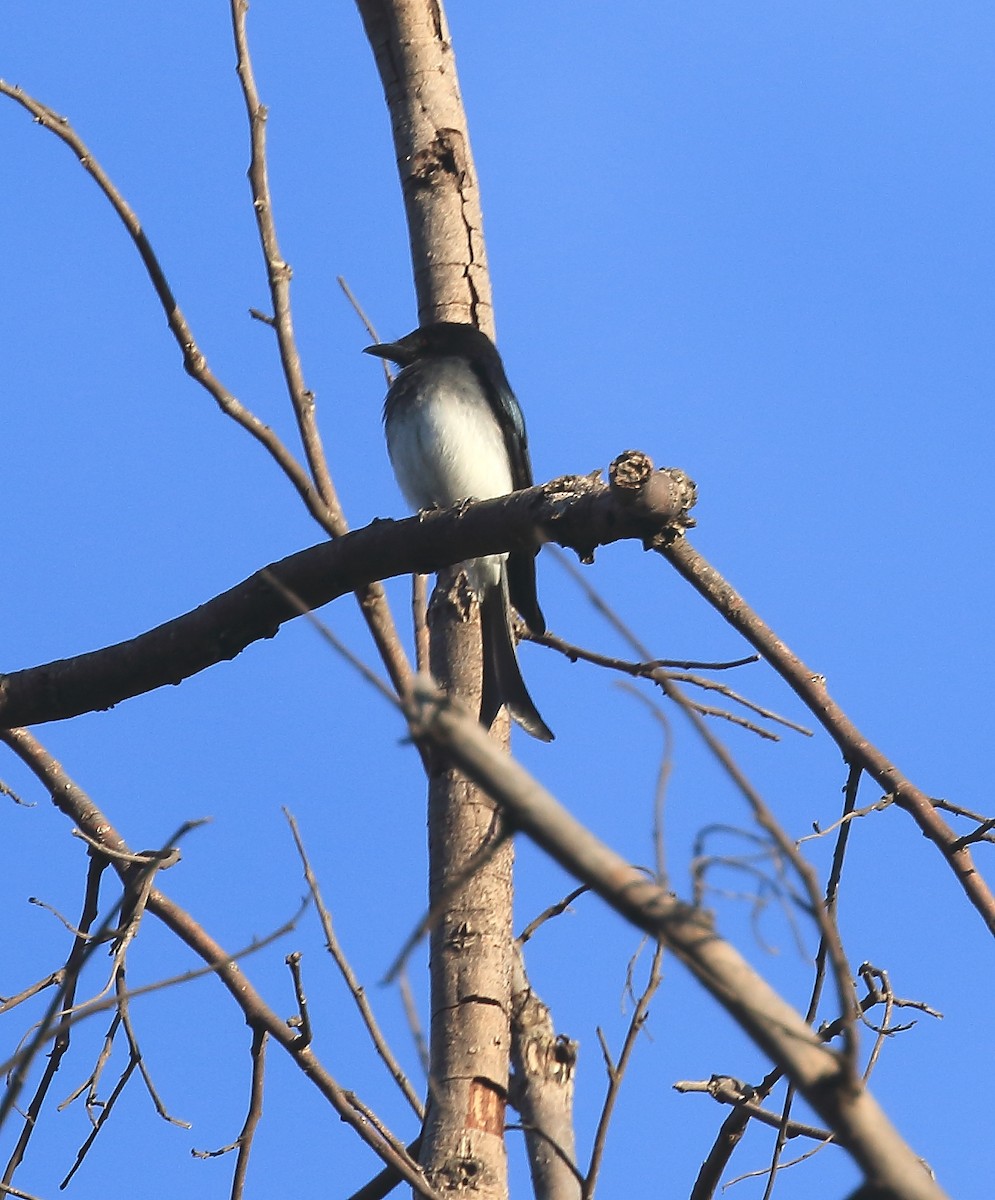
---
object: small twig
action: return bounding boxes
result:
[26,897,101,941]
[232,1027,267,1200]
[673,1077,833,1143]
[337,276,389,377]
[260,572,399,707]
[662,670,812,735]
[284,811,422,1114]
[0,972,64,1015]
[412,574,430,674]
[950,816,995,850]
[58,960,191,1186]
[798,793,895,843]
[115,968,190,1127]
[1,856,105,1188]
[532,625,809,740]
[584,940,664,1198]
[517,885,589,946]
[59,1000,137,1187]
[228,0,341,522]
[0,79,332,530]
[342,1090,413,1162]
[725,1139,835,1190]
[192,1028,268,1200]
[0,779,31,807]
[931,797,995,824]
[618,687,674,889]
[396,968,429,1080]
[285,952,312,1048]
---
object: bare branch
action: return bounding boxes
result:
[509,947,582,1200]
[191,1027,268,1200]
[662,533,995,937]
[0,79,330,529]
[284,810,423,1118]
[584,941,664,1198]
[228,0,341,521]
[0,74,414,717]
[673,1077,833,1142]
[0,729,439,1200]
[517,885,590,946]
[533,624,810,740]
[401,676,947,1200]
[285,953,313,1049]
[0,461,692,729]
[2,856,105,1190]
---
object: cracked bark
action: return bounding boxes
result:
[355,0,512,1194]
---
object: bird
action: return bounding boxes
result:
[364,321,553,742]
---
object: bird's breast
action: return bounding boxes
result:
[384,367,515,511]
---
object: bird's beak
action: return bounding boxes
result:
[363,341,404,363]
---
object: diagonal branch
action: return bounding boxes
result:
[401,677,947,1200]
[228,0,342,521]
[0,728,439,1200]
[0,462,691,728]
[0,73,413,707]
[661,535,995,938]
[0,78,330,530]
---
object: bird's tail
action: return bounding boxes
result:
[479,586,554,742]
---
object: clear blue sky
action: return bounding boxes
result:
[3,3,993,1197]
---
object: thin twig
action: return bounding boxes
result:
[618,687,674,889]
[673,1078,832,1142]
[2,856,105,1190]
[337,276,390,383]
[0,778,31,807]
[0,79,331,529]
[1,728,438,1198]
[284,810,423,1117]
[517,885,590,946]
[663,534,995,938]
[0,972,64,1016]
[228,0,341,520]
[285,953,312,1049]
[191,1026,268,1200]
[584,940,664,1198]
[533,625,810,740]
[396,968,429,1079]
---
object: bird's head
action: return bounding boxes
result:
[363,322,496,367]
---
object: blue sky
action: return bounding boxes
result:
[2,3,993,1197]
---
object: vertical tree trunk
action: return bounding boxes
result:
[355,1,510,1195]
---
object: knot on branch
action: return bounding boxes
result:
[609,450,697,546]
[409,130,463,190]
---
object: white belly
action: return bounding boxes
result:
[385,359,513,595]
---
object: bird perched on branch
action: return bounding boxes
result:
[365,321,553,742]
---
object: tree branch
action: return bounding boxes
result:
[401,678,947,1200]
[0,460,692,728]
